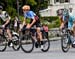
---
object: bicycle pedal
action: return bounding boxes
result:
[8,43,13,47]
[72,44,75,48]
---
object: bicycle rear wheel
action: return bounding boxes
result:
[20,34,34,53]
[0,34,7,52]
[41,32,50,52]
[61,34,70,52]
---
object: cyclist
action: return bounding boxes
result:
[59,9,75,45]
[14,16,19,32]
[64,13,75,44]
[0,6,13,46]
[19,5,43,49]
[43,24,49,38]
[57,9,68,29]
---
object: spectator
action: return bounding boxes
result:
[14,16,19,32]
[43,24,49,38]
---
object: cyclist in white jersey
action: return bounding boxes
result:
[0,6,12,46]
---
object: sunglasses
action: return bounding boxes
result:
[23,9,29,11]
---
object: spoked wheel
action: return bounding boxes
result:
[12,34,20,51]
[20,34,34,53]
[0,34,7,52]
[41,32,50,52]
[61,34,70,53]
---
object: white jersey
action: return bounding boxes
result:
[0,11,11,22]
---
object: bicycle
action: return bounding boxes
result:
[20,27,50,53]
[61,28,75,52]
[0,26,20,52]
[19,28,34,53]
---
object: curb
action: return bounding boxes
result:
[49,37,61,41]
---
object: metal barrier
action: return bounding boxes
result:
[48,28,61,40]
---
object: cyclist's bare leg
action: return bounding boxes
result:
[0,29,2,34]
[73,26,75,36]
[36,27,42,41]
[60,23,64,30]
[70,25,75,45]
[72,21,75,36]
[36,27,44,49]
[6,29,12,40]
[6,29,13,46]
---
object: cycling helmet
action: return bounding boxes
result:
[57,9,63,16]
[0,6,3,10]
[22,5,30,10]
[63,8,69,16]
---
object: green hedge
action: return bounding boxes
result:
[40,16,60,28]
[41,16,59,22]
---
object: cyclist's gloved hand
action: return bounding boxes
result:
[2,25,5,28]
[19,28,22,32]
[26,24,31,29]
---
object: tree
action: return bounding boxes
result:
[0,0,48,17]
[34,0,48,16]
[19,0,48,16]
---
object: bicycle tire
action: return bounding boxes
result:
[20,34,34,53]
[0,34,7,52]
[41,32,50,52]
[61,34,70,53]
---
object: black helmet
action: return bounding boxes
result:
[0,6,3,10]
[57,9,63,16]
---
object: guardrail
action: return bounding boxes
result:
[48,28,61,40]
[48,28,60,37]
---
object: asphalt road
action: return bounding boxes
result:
[0,40,75,59]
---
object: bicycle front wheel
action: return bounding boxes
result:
[20,34,34,53]
[61,34,70,53]
[0,34,7,52]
